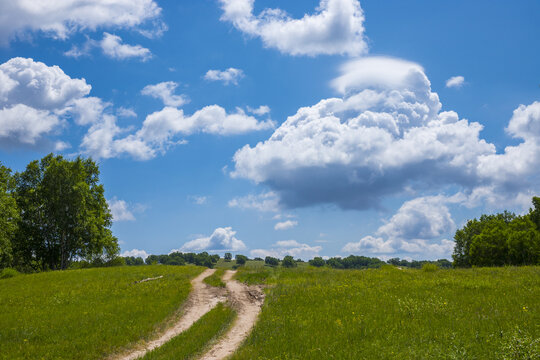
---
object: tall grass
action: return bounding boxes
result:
[0,265,203,360]
[204,268,226,287]
[232,266,540,359]
[142,302,236,359]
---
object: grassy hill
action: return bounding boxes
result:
[0,265,203,360]
[232,265,539,359]
[1,264,538,359]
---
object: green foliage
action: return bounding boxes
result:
[309,257,326,267]
[281,255,297,268]
[0,162,19,269]
[142,303,236,360]
[0,267,20,279]
[203,269,226,288]
[224,252,232,262]
[326,255,385,269]
[231,266,540,359]
[387,258,452,269]
[145,252,218,268]
[498,327,540,360]
[124,256,145,266]
[235,254,248,265]
[265,256,279,266]
[422,263,439,272]
[453,199,540,267]
[13,154,118,271]
[0,265,203,360]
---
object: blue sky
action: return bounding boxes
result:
[1,0,539,260]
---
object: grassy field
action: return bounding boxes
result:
[232,266,540,359]
[203,268,226,288]
[142,302,236,359]
[0,265,203,360]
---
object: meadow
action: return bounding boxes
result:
[0,265,203,360]
[232,265,540,359]
[142,303,236,360]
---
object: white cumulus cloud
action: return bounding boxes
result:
[446,75,465,88]
[141,81,188,107]
[177,227,247,252]
[99,33,152,61]
[219,0,367,56]
[108,197,138,221]
[274,220,298,230]
[251,240,321,260]
[204,68,244,85]
[121,249,149,259]
[0,0,163,45]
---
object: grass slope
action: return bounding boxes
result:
[203,268,226,288]
[232,266,540,359]
[142,302,236,360]
[0,265,203,360]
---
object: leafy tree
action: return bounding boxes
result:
[224,252,232,262]
[281,255,297,268]
[235,254,248,265]
[309,257,326,267]
[265,256,279,266]
[506,217,540,265]
[469,218,509,266]
[13,154,118,270]
[0,163,19,269]
[452,212,515,267]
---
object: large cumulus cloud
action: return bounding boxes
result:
[232,56,516,210]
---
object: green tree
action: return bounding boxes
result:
[0,162,19,269]
[265,256,279,266]
[282,255,297,268]
[469,219,509,267]
[235,254,248,265]
[506,217,540,265]
[224,252,232,262]
[309,257,326,267]
[14,154,118,270]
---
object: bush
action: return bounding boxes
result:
[282,255,297,268]
[422,263,438,272]
[265,256,279,266]
[0,268,20,279]
[309,257,326,267]
[235,255,248,265]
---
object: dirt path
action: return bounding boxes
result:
[115,268,227,360]
[199,270,265,360]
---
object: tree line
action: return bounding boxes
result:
[452,198,540,267]
[0,155,118,272]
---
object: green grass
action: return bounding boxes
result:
[142,302,236,360]
[204,268,226,287]
[232,266,540,359]
[215,259,236,269]
[0,265,204,360]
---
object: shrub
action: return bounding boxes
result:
[0,268,19,279]
[235,255,248,265]
[422,263,438,272]
[265,256,279,266]
[282,255,297,268]
[309,257,326,267]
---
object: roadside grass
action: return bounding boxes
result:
[232,266,540,359]
[234,262,277,285]
[142,302,236,360]
[0,265,204,360]
[203,268,226,287]
[215,259,236,269]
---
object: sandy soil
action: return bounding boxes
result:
[115,268,227,360]
[199,270,265,360]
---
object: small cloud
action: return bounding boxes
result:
[274,220,298,231]
[141,81,188,107]
[117,107,137,118]
[228,192,280,212]
[108,197,146,222]
[247,105,270,116]
[175,227,246,252]
[204,68,244,85]
[121,249,149,260]
[251,240,321,260]
[188,195,208,205]
[446,75,465,88]
[100,33,152,61]
[54,141,71,151]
